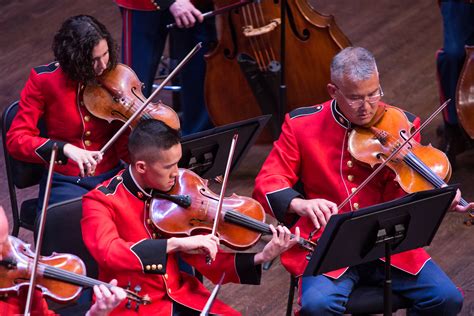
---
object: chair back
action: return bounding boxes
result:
[1,101,47,235]
[2,101,46,188]
[40,197,98,279]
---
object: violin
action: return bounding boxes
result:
[149,168,315,251]
[348,105,472,214]
[79,63,180,131]
[0,236,150,305]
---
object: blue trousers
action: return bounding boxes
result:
[36,164,122,213]
[300,260,463,315]
[120,7,215,135]
[436,0,474,126]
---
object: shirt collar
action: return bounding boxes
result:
[331,99,352,129]
[123,165,152,201]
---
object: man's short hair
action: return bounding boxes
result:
[330,47,378,85]
[128,120,181,163]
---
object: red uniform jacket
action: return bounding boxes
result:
[0,288,55,316]
[82,167,262,315]
[253,100,431,278]
[115,0,175,11]
[6,62,129,176]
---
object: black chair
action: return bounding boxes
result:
[1,100,46,236]
[40,197,97,315]
[286,274,412,316]
[40,197,98,279]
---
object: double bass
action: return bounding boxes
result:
[456,45,474,139]
[204,0,350,139]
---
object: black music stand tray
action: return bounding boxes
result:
[179,115,270,178]
[303,186,458,316]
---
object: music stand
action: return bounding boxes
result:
[303,186,458,316]
[179,115,270,178]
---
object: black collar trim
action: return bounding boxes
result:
[122,166,152,201]
[331,100,352,129]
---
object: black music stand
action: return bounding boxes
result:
[179,115,270,178]
[303,186,458,316]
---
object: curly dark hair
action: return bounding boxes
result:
[52,15,118,83]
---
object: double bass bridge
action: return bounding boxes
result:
[242,18,281,37]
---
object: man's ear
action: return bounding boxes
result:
[327,83,337,99]
[135,160,147,174]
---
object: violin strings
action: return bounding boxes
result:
[41,264,140,300]
[383,132,446,188]
[158,194,313,247]
[403,152,445,187]
[41,263,106,288]
[225,210,271,233]
[380,132,470,206]
[225,211,312,248]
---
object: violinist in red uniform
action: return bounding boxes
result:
[115,0,215,135]
[6,15,129,211]
[0,206,126,316]
[253,47,473,315]
[81,119,298,315]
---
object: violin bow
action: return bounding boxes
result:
[166,0,253,29]
[207,134,239,264]
[200,273,226,316]
[24,144,58,315]
[337,99,451,210]
[99,42,202,155]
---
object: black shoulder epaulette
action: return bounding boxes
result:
[34,61,59,75]
[97,175,123,195]
[289,105,323,119]
[403,110,417,124]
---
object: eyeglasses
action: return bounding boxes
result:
[335,85,384,108]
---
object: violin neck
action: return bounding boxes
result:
[224,209,271,234]
[41,263,107,289]
[41,264,145,303]
[224,210,315,251]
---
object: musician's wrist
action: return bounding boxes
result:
[166,237,181,253]
[253,252,266,265]
[288,197,304,214]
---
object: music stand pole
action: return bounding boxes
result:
[385,242,392,315]
[375,225,405,315]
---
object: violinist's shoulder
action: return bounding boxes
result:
[289,104,324,120]
[33,61,60,75]
[97,174,124,196]
[402,110,417,124]
[386,104,418,124]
